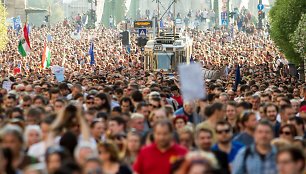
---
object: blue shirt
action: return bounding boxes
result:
[233,132,254,146]
[232,144,277,174]
[212,141,244,163]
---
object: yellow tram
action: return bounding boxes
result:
[143,32,193,71]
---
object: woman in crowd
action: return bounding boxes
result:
[122,131,142,167]
[24,125,42,152]
[90,118,106,143]
[277,146,305,174]
[98,141,132,174]
[279,124,297,142]
[45,146,70,174]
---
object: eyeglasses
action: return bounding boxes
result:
[280,131,291,135]
[86,101,94,104]
[149,104,161,109]
[216,129,231,134]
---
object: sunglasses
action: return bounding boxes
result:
[86,101,94,104]
[280,131,291,135]
[216,129,231,134]
[149,104,161,109]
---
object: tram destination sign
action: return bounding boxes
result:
[154,44,163,51]
[134,20,153,28]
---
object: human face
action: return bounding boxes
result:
[226,105,236,121]
[54,101,65,111]
[5,98,16,109]
[140,106,150,118]
[266,106,278,122]
[127,134,141,153]
[83,161,103,174]
[277,152,303,174]
[153,124,172,149]
[175,118,186,130]
[108,121,123,136]
[279,127,294,142]
[245,114,257,131]
[260,96,270,104]
[92,122,105,139]
[2,134,22,155]
[98,146,110,162]
[86,98,95,109]
[121,101,131,113]
[196,131,212,151]
[291,102,299,114]
[179,132,192,149]
[27,130,40,146]
[47,154,61,174]
[254,124,274,147]
[94,97,104,108]
[282,108,294,123]
[22,100,32,110]
[216,125,232,144]
[184,103,194,114]
[251,98,260,110]
[132,118,144,132]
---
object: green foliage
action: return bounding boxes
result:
[0,3,8,51]
[269,0,306,64]
[290,14,306,58]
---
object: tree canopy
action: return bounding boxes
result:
[269,0,306,64]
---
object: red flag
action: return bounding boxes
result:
[23,23,31,49]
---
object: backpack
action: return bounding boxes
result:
[242,146,252,174]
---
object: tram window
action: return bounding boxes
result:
[156,53,173,70]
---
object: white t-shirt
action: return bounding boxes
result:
[27,141,47,162]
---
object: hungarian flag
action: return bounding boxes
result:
[41,42,51,68]
[18,24,31,57]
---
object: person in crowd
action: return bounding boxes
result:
[45,146,70,174]
[129,113,145,136]
[276,146,305,174]
[98,141,132,174]
[122,130,142,167]
[133,120,187,174]
[279,124,297,142]
[173,115,188,131]
[178,126,195,150]
[108,116,126,138]
[24,125,42,152]
[212,120,244,164]
[90,118,106,143]
[175,101,202,124]
[225,101,239,134]
[264,103,281,137]
[288,116,306,139]
[232,120,278,174]
[82,157,103,174]
[234,111,257,145]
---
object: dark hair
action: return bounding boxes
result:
[98,141,120,163]
[279,124,297,137]
[280,104,292,113]
[1,148,16,174]
[120,97,134,112]
[95,93,111,113]
[237,102,252,110]
[33,95,47,105]
[54,161,82,174]
[45,146,70,163]
[239,110,256,127]
[23,95,32,102]
[131,90,143,102]
[41,115,56,125]
[264,103,279,113]
[109,116,126,130]
[59,131,78,157]
[277,146,305,172]
[205,102,223,118]
[6,107,23,119]
[289,117,304,131]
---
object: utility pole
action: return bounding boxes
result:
[173,0,176,40]
[157,0,160,37]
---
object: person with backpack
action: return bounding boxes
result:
[232,120,278,174]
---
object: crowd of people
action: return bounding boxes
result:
[0,17,305,174]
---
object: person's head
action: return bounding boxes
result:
[215,120,232,145]
[74,142,98,166]
[94,93,111,112]
[170,86,180,96]
[25,107,44,125]
[4,94,17,109]
[178,126,194,150]
[218,93,229,104]
[58,83,70,96]
[260,93,271,104]
[279,124,297,142]
[0,125,23,155]
[298,105,306,121]
[120,97,133,113]
[54,99,66,112]
[236,102,252,116]
[45,146,69,174]
[98,141,120,163]
[153,120,174,150]
[126,131,141,154]
[21,95,32,110]
[173,115,188,130]
[108,116,126,136]
[41,115,55,141]
[136,102,150,118]
[254,120,274,147]
[204,102,224,120]
[195,128,213,151]
[290,99,300,115]
[250,95,260,110]
[239,111,258,131]
[149,108,168,126]
[226,101,237,121]
[83,157,103,174]
[131,90,143,103]
[130,113,145,132]
[288,117,305,135]
[280,104,294,123]
[50,88,61,104]
[90,119,106,140]
[183,102,195,115]
[277,146,305,174]
[264,103,279,122]
[85,95,95,109]
[33,95,46,107]
[24,125,42,147]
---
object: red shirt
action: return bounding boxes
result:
[172,95,183,106]
[133,143,187,174]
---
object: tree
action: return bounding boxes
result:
[0,3,8,51]
[290,14,306,58]
[269,0,306,64]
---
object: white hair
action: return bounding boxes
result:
[74,141,98,160]
[24,125,42,145]
[131,113,144,120]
